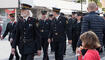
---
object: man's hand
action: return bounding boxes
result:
[37,50,41,56]
[48,38,51,43]
[1,36,3,40]
[11,48,15,55]
[0,35,1,39]
[10,38,13,43]
[68,40,72,44]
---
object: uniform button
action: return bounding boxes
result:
[24,37,26,39]
[24,28,26,30]
[24,32,26,34]
[55,33,58,35]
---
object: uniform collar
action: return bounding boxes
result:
[56,15,60,20]
[77,20,81,23]
[10,21,16,23]
[41,18,47,21]
[23,16,29,21]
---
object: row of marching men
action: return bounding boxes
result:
[2,3,105,60]
[1,3,72,60]
[0,3,89,60]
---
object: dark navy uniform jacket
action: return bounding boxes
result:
[38,19,51,38]
[3,21,16,41]
[72,20,82,41]
[50,15,72,42]
[12,17,41,55]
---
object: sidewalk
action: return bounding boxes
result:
[0,40,105,60]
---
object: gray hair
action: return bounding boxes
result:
[21,10,33,17]
[29,10,33,17]
[88,2,97,11]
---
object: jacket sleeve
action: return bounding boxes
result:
[81,16,90,33]
[2,23,9,39]
[65,18,72,40]
[34,19,41,50]
[48,20,52,39]
[84,54,92,60]
[103,20,105,35]
[77,16,90,47]
[0,26,2,36]
[48,19,54,39]
[12,22,20,48]
[68,19,72,40]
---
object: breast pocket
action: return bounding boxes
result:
[29,24,33,29]
[45,22,49,28]
[58,21,64,27]
[59,21,62,24]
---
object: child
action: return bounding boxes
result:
[79,31,101,60]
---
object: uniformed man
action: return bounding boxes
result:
[48,13,53,21]
[60,12,67,55]
[48,13,55,53]
[49,7,72,60]
[11,4,41,60]
[1,13,20,60]
[60,12,65,17]
[72,12,82,53]
[38,10,50,60]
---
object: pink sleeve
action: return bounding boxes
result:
[84,54,93,60]
[0,26,2,34]
[84,53,100,60]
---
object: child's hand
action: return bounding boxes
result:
[76,46,83,56]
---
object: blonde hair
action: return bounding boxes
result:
[80,31,101,49]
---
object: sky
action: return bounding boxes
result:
[0,0,18,8]
[20,0,98,14]
[20,0,87,14]
[20,0,34,6]
[33,0,55,9]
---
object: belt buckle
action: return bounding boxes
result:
[23,39,26,43]
[41,30,44,32]
[55,33,58,35]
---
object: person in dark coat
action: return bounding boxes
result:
[69,12,77,22]
[1,13,20,60]
[72,12,82,53]
[68,12,77,28]
[103,14,105,49]
[0,24,2,38]
[11,4,41,60]
[38,10,51,60]
[60,12,67,55]
[77,2,105,54]
[48,13,55,53]
[103,14,105,20]
[49,7,72,60]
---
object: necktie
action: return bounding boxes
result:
[12,22,14,26]
[24,19,27,22]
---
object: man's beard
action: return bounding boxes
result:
[21,13,28,17]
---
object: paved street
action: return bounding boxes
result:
[0,39,105,60]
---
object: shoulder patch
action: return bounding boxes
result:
[9,21,12,23]
[66,20,68,24]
